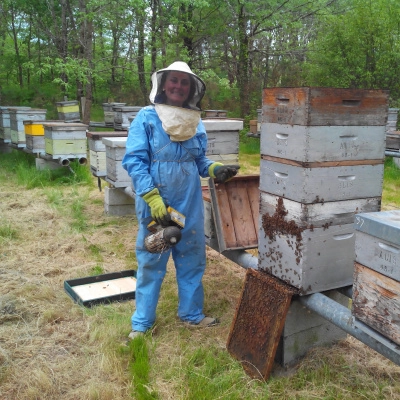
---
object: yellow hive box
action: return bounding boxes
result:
[24,120,64,136]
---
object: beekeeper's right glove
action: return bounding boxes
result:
[209,163,240,183]
[142,188,170,226]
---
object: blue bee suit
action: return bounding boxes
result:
[122,106,214,332]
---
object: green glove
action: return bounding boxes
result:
[142,188,170,226]
[208,162,224,178]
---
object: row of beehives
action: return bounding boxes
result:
[102,103,233,131]
[0,106,88,163]
[256,87,399,346]
[88,117,243,188]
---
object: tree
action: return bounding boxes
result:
[303,0,400,103]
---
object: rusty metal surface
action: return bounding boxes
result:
[226,268,298,380]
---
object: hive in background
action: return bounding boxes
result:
[113,106,142,130]
[86,131,127,177]
[102,102,126,127]
[0,106,31,143]
[9,108,47,148]
[56,100,80,122]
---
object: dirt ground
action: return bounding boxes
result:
[0,170,399,399]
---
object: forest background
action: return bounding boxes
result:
[1,0,400,124]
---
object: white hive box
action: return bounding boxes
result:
[102,102,126,127]
[9,108,46,147]
[202,118,242,156]
[261,124,386,162]
[258,193,381,294]
[113,106,142,130]
[86,131,127,177]
[354,210,400,281]
[201,118,242,186]
[44,122,88,159]
[0,107,31,142]
[102,137,132,187]
[352,210,400,345]
[260,159,384,204]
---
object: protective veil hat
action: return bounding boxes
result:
[149,61,206,110]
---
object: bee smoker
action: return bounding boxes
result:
[144,207,185,254]
[144,225,182,253]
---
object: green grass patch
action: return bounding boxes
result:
[128,336,159,400]
[0,150,94,188]
[0,223,19,241]
[382,156,400,208]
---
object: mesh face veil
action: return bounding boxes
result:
[149,61,206,110]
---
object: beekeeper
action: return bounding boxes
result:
[122,61,240,340]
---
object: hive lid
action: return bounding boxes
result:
[86,131,127,140]
[102,137,127,147]
[202,118,243,131]
[355,210,400,245]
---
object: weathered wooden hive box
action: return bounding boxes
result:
[113,106,142,130]
[201,118,243,186]
[24,120,61,153]
[102,102,126,127]
[44,122,88,159]
[86,131,127,177]
[352,210,400,346]
[9,108,47,147]
[56,100,80,122]
[203,176,259,251]
[258,87,388,295]
[102,137,132,187]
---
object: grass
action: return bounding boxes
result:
[0,143,399,399]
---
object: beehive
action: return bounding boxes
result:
[102,137,132,187]
[113,106,142,130]
[56,100,80,122]
[44,122,87,159]
[0,106,31,142]
[258,87,388,294]
[24,120,61,153]
[201,118,243,186]
[352,210,400,345]
[102,102,126,127]
[9,108,47,147]
[86,131,127,177]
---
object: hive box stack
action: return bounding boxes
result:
[1,106,30,143]
[86,131,127,177]
[102,137,131,187]
[56,101,80,122]
[258,87,388,366]
[9,108,47,148]
[113,106,142,130]
[102,102,126,127]
[352,210,400,346]
[258,87,388,295]
[24,120,61,153]
[43,122,88,163]
[201,118,242,186]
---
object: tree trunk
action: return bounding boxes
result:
[137,11,148,105]
[237,4,250,117]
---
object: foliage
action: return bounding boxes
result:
[303,0,400,104]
